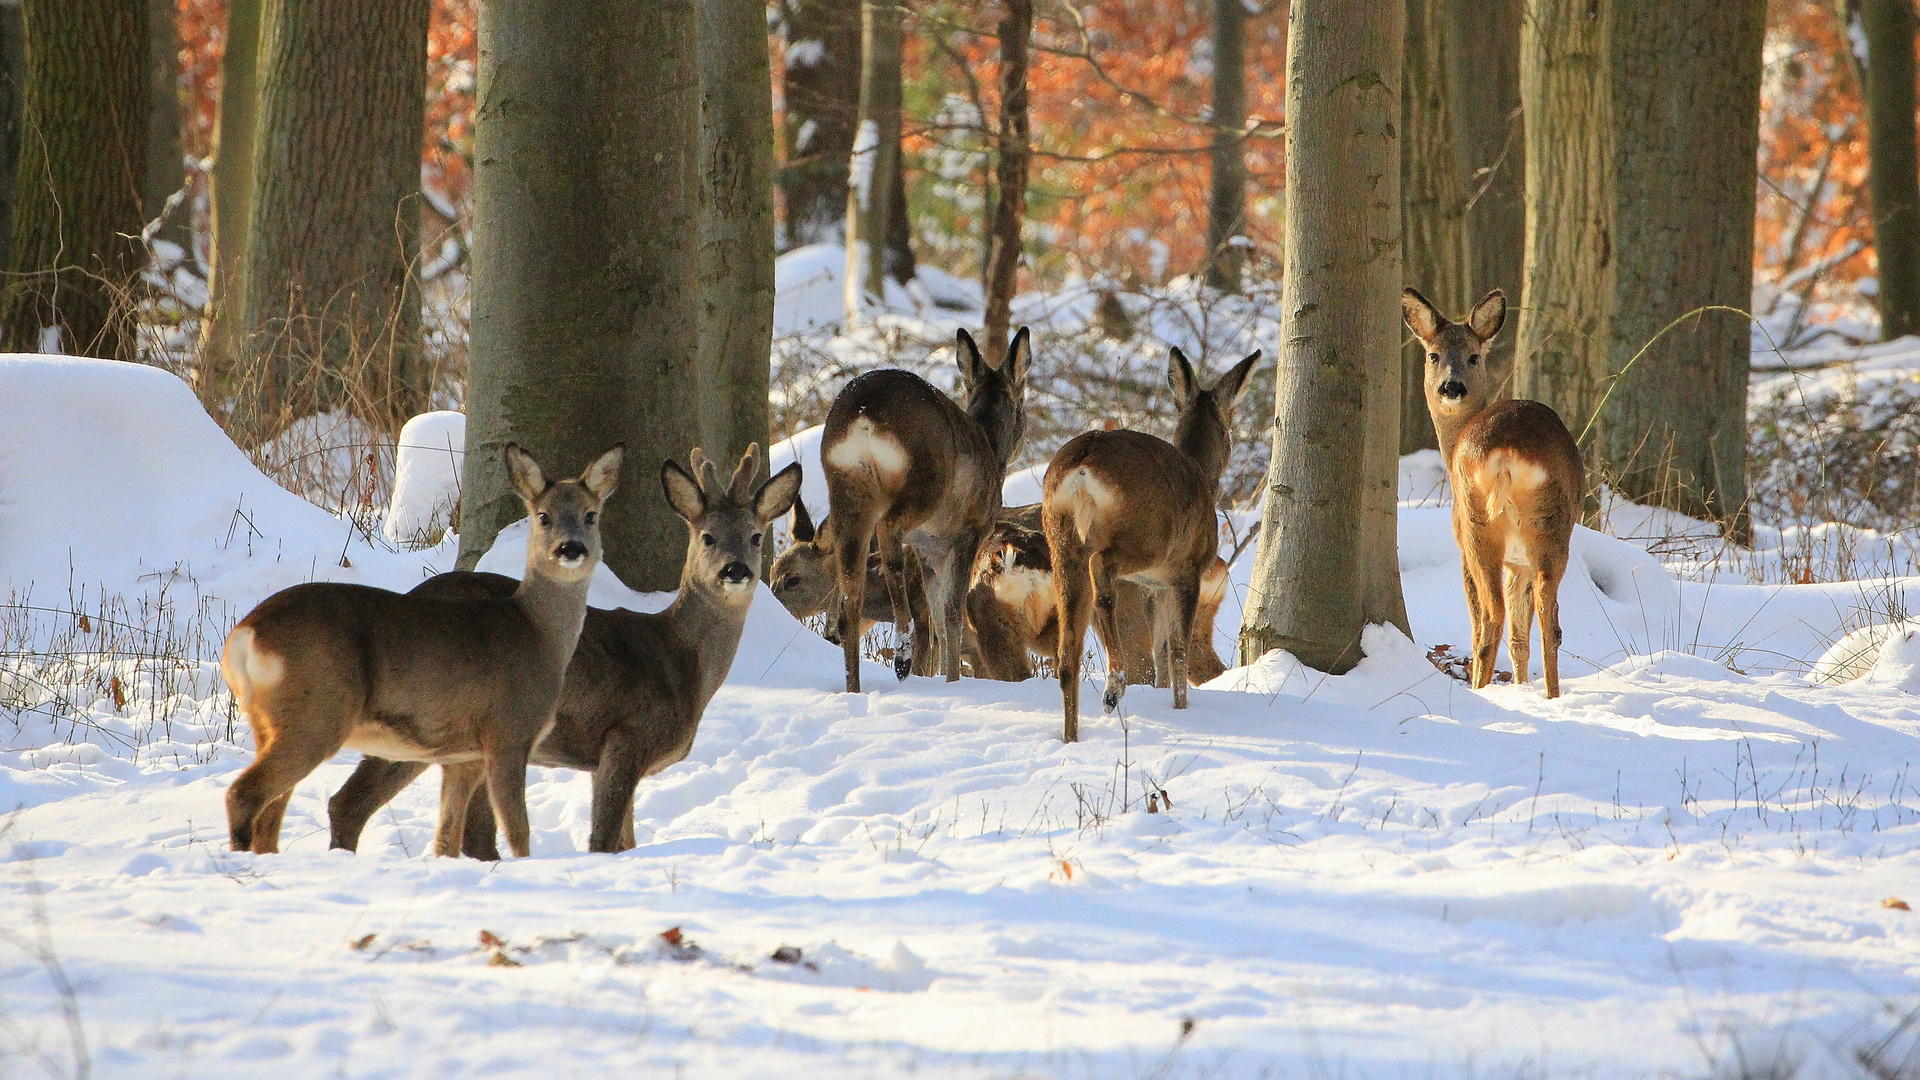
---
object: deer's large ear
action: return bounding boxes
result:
[1167,346,1199,403]
[728,443,761,503]
[1213,350,1261,415]
[790,495,817,542]
[505,443,548,502]
[755,461,804,523]
[660,459,705,523]
[579,443,624,501]
[1402,287,1444,341]
[1467,289,1507,341]
[1000,326,1032,389]
[956,328,988,387]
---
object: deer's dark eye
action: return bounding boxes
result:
[1468,354,1480,365]
[701,534,716,547]
[1428,353,1440,363]
[537,512,551,526]
[584,511,597,525]
[751,533,763,546]
[784,575,802,589]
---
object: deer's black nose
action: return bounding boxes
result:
[555,540,588,562]
[719,560,753,584]
[1439,380,1468,400]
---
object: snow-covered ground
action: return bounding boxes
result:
[4,326,1920,1078]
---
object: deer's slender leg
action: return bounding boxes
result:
[481,748,535,858]
[1089,552,1128,713]
[328,757,429,851]
[1537,559,1567,699]
[940,529,984,682]
[907,550,937,676]
[435,760,486,857]
[228,724,342,854]
[461,783,500,860]
[878,530,916,680]
[1465,532,1506,690]
[1052,545,1093,743]
[589,743,647,853]
[835,513,878,694]
[1169,574,1202,710]
[1504,564,1534,686]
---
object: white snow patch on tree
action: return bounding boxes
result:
[383,410,466,548]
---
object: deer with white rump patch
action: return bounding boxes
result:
[781,326,1030,692]
[1401,287,1582,697]
[1043,347,1260,741]
[327,445,802,857]
[221,443,623,856]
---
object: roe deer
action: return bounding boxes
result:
[329,446,803,857]
[786,326,1030,692]
[1402,287,1582,697]
[967,503,1230,685]
[1043,348,1260,741]
[222,443,623,856]
[769,497,935,676]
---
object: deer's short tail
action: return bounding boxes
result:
[1049,466,1117,547]
[221,626,284,712]
[1479,448,1549,523]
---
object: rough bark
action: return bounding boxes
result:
[696,0,774,468]
[1399,0,1465,454]
[779,0,861,249]
[1862,0,1920,339]
[143,0,185,247]
[0,3,25,274]
[234,0,428,440]
[198,0,262,391]
[460,0,703,592]
[1204,0,1246,293]
[1603,1,1762,534]
[981,0,1031,352]
[1518,0,1761,534]
[1239,0,1407,674]
[1515,0,1612,457]
[1,0,148,359]
[1443,0,1523,357]
[842,0,902,322]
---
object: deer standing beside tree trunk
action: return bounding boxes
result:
[221,444,624,857]
[1402,287,1582,697]
[791,327,1030,692]
[1043,348,1260,741]
[329,446,803,857]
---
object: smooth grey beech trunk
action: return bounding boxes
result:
[1239,0,1408,674]
[1862,0,1920,340]
[843,0,901,322]
[981,0,1031,351]
[199,0,262,389]
[1204,0,1245,293]
[1398,0,1465,454]
[695,0,774,469]
[460,0,703,593]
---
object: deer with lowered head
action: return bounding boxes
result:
[775,326,1031,692]
[1043,347,1260,741]
[1402,287,1582,697]
[966,503,1231,686]
[328,445,803,857]
[221,443,624,857]
[769,497,936,676]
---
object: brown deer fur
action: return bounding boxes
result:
[789,327,1030,691]
[967,503,1230,685]
[1043,348,1260,741]
[328,446,803,857]
[1402,287,1583,697]
[221,444,624,857]
[769,496,935,676]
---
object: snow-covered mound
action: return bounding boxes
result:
[382,409,465,548]
[1,355,1918,1077]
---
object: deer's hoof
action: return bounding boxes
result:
[894,651,913,681]
[1102,680,1125,714]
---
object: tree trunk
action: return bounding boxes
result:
[198,0,262,395]
[1515,0,1612,461]
[779,0,861,249]
[1204,0,1246,292]
[1863,0,1920,339]
[1603,1,1762,535]
[696,0,774,469]
[1239,0,1407,674]
[0,3,26,274]
[843,0,902,323]
[1,0,148,360]
[1398,0,1465,454]
[144,0,185,248]
[885,148,917,285]
[1443,0,1523,361]
[460,0,703,593]
[981,0,1031,352]
[233,0,428,441]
